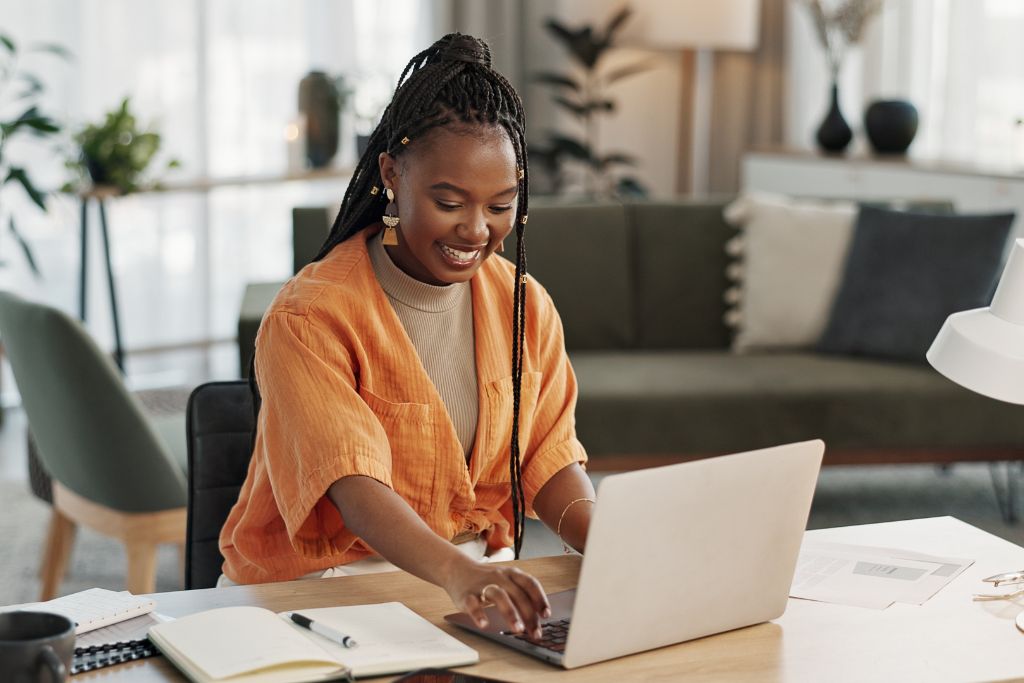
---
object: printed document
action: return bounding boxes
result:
[791,541,973,609]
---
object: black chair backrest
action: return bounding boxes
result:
[185,381,255,589]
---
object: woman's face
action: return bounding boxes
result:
[378,124,518,286]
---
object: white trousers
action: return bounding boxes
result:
[216,537,514,587]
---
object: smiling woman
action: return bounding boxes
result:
[218,33,596,642]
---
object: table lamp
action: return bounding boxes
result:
[927,238,1024,405]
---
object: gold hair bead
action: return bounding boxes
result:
[521,275,528,284]
[370,186,380,195]
[517,168,525,180]
[520,215,528,224]
[401,136,410,145]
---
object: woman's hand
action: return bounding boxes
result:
[443,558,551,640]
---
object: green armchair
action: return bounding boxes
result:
[0,292,187,599]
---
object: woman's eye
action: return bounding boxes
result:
[435,201,461,211]
[490,206,513,214]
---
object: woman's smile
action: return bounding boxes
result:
[438,241,486,267]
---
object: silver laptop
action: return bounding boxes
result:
[445,440,824,669]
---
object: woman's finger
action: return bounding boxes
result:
[463,592,489,629]
[497,577,544,639]
[508,568,551,618]
[484,584,526,635]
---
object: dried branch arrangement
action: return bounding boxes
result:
[798,0,884,79]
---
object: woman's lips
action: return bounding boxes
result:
[438,242,484,266]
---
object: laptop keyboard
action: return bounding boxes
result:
[504,617,571,653]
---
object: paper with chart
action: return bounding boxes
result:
[790,541,973,609]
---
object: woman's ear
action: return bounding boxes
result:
[378,152,399,191]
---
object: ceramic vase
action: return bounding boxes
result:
[298,71,340,168]
[864,100,919,155]
[816,82,853,154]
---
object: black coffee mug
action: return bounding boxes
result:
[0,611,75,682]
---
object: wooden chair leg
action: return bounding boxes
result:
[39,509,77,601]
[125,541,158,595]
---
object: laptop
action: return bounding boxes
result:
[445,440,824,669]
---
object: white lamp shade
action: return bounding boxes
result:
[564,0,762,51]
[927,239,1024,405]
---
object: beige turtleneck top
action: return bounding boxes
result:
[368,234,479,460]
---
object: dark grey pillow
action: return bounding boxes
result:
[818,206,1014,362]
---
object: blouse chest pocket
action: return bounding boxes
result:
[477,371,542,484]
[358,387,434,490]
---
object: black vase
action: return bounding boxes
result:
[816,83,853,153]
[864,100,919,155]
[298,71,340,168]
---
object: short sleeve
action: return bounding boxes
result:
[519,289,588,516]
[254,311,393,556]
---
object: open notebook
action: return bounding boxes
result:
[147,602,478,682]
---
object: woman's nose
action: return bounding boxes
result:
[457,209,489,243]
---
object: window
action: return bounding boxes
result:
[1,0,434,388]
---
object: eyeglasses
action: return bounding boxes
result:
[973,571,1024,601]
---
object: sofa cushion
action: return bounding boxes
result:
[631,200,735,349]
[722,193,857,352]
[506,202,634,350]
[570,351,1024,456]
[819,207,1014,362]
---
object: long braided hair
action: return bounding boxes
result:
[251,33,531,557]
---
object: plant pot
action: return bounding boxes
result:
[298,71,340,168]
[864,100,919,155]
[85,156,110,185]
[816,83,853,153]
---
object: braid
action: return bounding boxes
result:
[256,32,533,557]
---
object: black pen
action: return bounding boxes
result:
[287,611,358,648]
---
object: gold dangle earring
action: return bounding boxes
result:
[382,187,400,245]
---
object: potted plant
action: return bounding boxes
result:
[531,6,651,198]
[63,97,179,195]
[0,32,69,277]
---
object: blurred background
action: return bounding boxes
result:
[3,0,1024,602]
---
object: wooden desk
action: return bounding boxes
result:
[79,517,1024,682]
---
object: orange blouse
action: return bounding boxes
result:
[220,227,588,584]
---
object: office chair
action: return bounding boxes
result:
[185,380,254,589]
[0,292,188,599]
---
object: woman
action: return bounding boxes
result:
[219,33,595,640]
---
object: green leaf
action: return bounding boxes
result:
[544,19,602,69]
[599,152,637,168]
[532,71,579,91]
[603,60,655,85]
[8,217,41,278]
[28,42,72,59]
[553,95,588,118]
[15,72,45,98]
[616,176,648,198]
[0,34,15,53]
[24,116,60,135]
[548,134,592,161]
[604,6,633,39]
[5,168,48,211]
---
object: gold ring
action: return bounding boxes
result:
[480,583,501,605]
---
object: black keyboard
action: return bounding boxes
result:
[506,617,571,653]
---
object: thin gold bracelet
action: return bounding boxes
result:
[556,497,595,554]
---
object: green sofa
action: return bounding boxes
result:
[241,200,1024,471]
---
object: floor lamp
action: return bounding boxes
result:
[927,238,1024,520]
[609,0,762,195]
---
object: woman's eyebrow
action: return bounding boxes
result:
[429,181,518,198]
